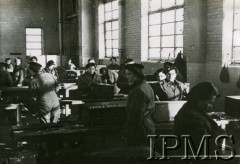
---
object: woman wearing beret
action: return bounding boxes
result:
[28,62,60,123]
[122,63,155,146]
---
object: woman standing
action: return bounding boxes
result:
[28,62,60,123]
[122,63,155,146]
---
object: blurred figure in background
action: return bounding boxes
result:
[78,63,102,95]
[107,57,120,70]
[23,56,39,86]
[43,60,59,81]
[12,57,24,86]
[150,68,167,101]
[65,58,76,70]
[88,58,96,64]
[0,62,13,87]
[5,58,13,73]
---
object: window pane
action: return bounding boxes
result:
[162,23,174,35]
[162,10,175,23]
[113,49,119,57]
[27,50,42,56]
[176,8,184,21]
[162,36,174,47]
[26,36,41,42]
[162,0,175,9]
[113,10,118,19]
[105,3,112,12]
[106,40,112,48]
[176,0,184,6]
[149,13,160,25]
[176,35,183,47]
[105,12,112,21]
[26,28,41,35]
[235,0,240,10]
[106,49,112,57]
[106,31,112,39]
[149,37,160,47]
[234,12,240,29]
[233,30,240,46]
[105,22,112,31]
[161,48,174,59]
[112,21,118,30]
[149,48,160,58]
[112,31,118,39]
[27,43,41,49]
[233,47,240,61]
[113,40,118,48]
[112,1,118,10]
[176,22,183,34]
[149,25,160,36]
[149,0,161,11]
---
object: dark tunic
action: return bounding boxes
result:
[12,65,24,86]
[78,72,102,93]
[173,102,225,156]
[0,68,13,87]
[123,80,155,146]
[117,68,131,94]
[151,80,185,101]
[107,63,120,70]
[29,72,60,123]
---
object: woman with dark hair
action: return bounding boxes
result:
[5,58,13,73]
[156,66,186,101]
[28,62,60,123]
[173,82,225,160]
[107,57,120,70]
[122,63,155,146]
[43,60,59,81]
[151,68,166,101]
[99,67,116,84]
[65,58,76,70]
[12,57,24,86]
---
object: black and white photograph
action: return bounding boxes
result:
[0,0,240,163]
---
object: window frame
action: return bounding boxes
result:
[231,0,240,64]
[103,0,119,58]
[146,0,184,61]
[25,27,43,57]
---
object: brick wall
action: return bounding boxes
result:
[0,0,60,65]
[206,0,240,111]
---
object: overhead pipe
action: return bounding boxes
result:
[58,0,64,66]
[118,0,125,64]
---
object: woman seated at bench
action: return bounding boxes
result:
[151,66,187,101]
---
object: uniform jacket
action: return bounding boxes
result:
[29,72,59,115]
[173,102,225,156]
[0,68,13,87]
[12,65,24,86]
[123,80,155,146]
[78,72,102,92]
[151,80,185,101]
